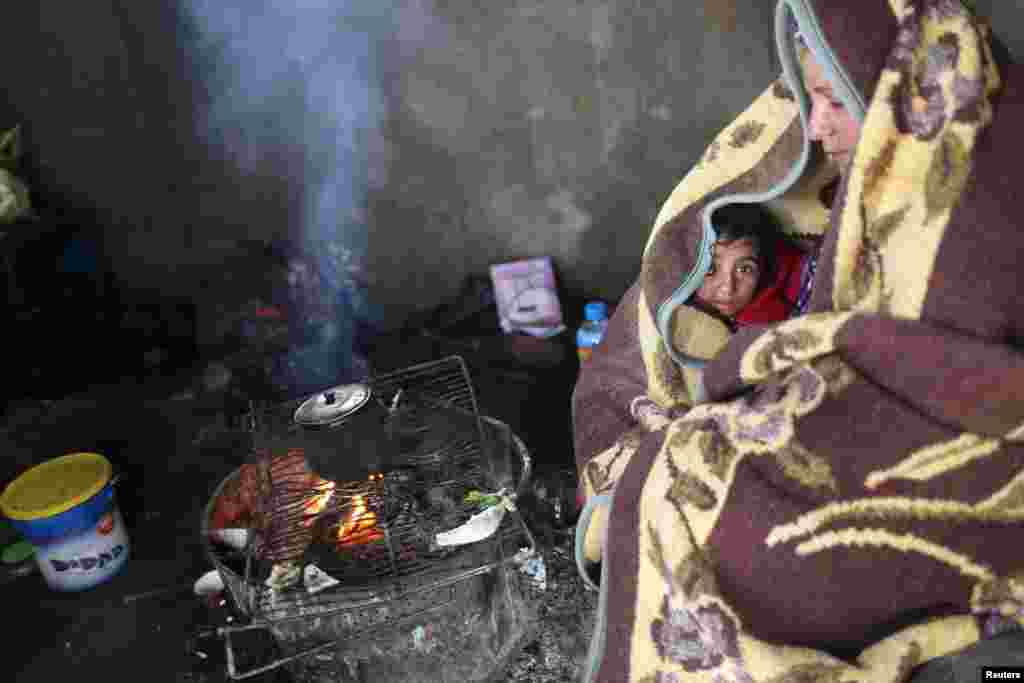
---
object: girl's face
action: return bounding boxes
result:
[803,51,862,171]
[696,238,760,318]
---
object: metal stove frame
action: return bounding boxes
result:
[199,356,535,679]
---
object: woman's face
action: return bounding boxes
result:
[803,51,862,171]
[696,238,760,318]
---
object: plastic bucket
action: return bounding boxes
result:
[0,453,130,591]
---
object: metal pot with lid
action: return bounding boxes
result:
[288,383,397,482]
[251,378,477,484]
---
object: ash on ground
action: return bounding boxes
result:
[282,531,596,683]
[498,535,597,683]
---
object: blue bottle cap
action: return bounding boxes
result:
[584,301,608,322]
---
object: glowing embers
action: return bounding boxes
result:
[335,473,384,547]
[302,479,336,528]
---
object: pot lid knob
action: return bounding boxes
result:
[293,383,373,427]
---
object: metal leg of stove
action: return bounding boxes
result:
[508,426,538,556]
[481,415,533,498]
[219,622,336,680]
[512,430,532,498]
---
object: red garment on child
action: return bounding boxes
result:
[734,240,807,326]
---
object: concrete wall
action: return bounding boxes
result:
[366,0,778,325]
[3,1,1021,331]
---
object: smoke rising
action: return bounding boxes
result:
[180,0,402,391]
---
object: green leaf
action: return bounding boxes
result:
[464,490,501,509]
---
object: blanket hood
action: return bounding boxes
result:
[638,0,996,408]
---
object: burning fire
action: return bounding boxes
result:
[302,479,336,528]
[337,473,384,546]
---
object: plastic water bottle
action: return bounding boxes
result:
[576,301,609,363]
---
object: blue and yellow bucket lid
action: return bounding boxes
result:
[0,453,112,521]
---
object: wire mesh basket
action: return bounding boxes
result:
[200,356,535,679]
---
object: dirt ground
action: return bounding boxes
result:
[2,330,588,683]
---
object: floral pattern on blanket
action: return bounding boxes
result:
[888,2,994,142]
[682,361,830,461]
[642,529,754,683]
[583,426,646,497]
[650,600,754,683]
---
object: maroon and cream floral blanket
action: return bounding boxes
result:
[573,1,1024,681]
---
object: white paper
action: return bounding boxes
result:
[435,503,508,547]
[304,563,340,594]
[209,528,250,551]
[193,569,226,596]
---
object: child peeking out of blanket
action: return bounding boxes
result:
[628,202,814,431]
[687,202,811,331]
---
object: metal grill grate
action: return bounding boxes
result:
[204,356,534,626]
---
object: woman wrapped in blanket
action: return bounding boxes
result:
[573,1,1024,681]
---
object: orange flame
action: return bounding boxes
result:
[338,474,384,545]
[337,494,383,545]
[302,479,336,528]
